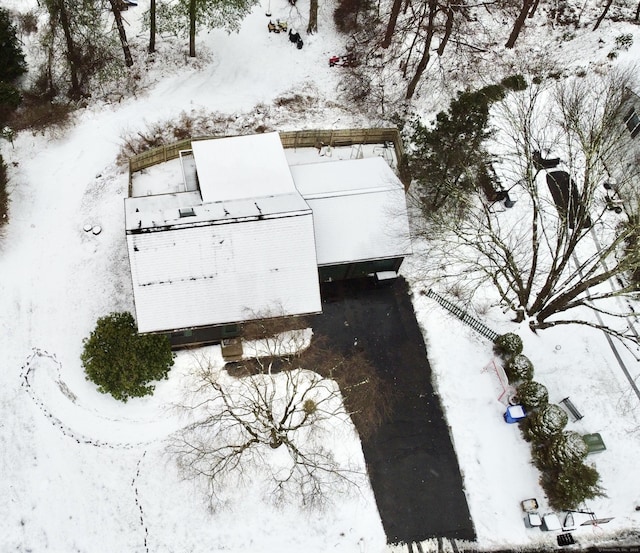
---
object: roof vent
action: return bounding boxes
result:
[179,207,196,218]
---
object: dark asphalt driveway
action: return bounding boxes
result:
[311,277,475,544]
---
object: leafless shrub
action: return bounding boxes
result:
[16,10,38,35]
[8,93,74,134]
[117,110,237,162]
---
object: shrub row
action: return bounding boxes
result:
[494,332,604,510]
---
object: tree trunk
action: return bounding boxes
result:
[528,0,540,18]
[382,0,402,48]
[149,0,156,53]
[307,0,318,33]
[636,0,640,20]
[189,0,196,57]
[505,0,533,48]
[57,0,82,98]
[109,0,133,67]
[593,0,613,30]
[437,6,454,56]
[405,0,437,100]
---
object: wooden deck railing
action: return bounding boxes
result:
[127,127,408,197]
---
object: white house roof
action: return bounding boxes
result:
[127,212,321,334]
[125,135,411,335]
[192,133,297,203]
[124,191,310,232]
[289,157,412,266]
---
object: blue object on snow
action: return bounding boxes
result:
[504,404,526,423]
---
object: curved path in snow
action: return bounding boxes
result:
[19,348,185,449]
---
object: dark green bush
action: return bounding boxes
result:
[523,403,568,443]
[505,354,534,383]
[479,84,506,103]
[533,430,588,470]
[81,312,174,402]
[541,461,605,511]
[494,332,523,357]
[515,380,549,410]
[0,81,21,125]
[0,8,27,82]
[501,74,527,91]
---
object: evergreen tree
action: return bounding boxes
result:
[0,8,27,82]
[542,462,605,510]
[0,7,27,125]
[81,312,174,402]
[409,88,495,213]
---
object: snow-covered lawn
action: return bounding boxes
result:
[2,0,640,551]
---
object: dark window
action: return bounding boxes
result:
[222,324,238,337]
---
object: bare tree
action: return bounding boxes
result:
[40,0,117,98]
[412,68,640,348]
[169,324,383,509]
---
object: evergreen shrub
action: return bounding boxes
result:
[541,461,605,510]
[523,403,568,442]
[494,332,523,357]
[81,312,174,402]
[533,430,588,470]
[515,380,549,410]
[501,74,527,91]
[505,354,534,383]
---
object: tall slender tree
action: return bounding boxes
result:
[108,0,134,66]
[382,0,402,48]
[149,0,156,53]
[505,0,534,48]
[307,0,318,34]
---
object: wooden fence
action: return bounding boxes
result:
[128,127,407,196]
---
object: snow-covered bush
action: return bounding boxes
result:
[541,461,605,511]
[515,380,549,410]
[534,430,589,470]
[494,332,523,358]
[523,403,568,443]
[505,354,534,383]
[81,311,174,402]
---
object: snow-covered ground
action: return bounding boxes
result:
[1,0,640,551]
